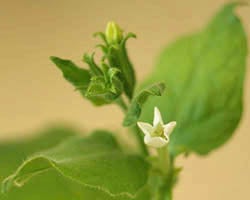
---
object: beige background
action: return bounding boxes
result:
[1,0,250,199]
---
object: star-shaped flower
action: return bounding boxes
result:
[137,107,177,148]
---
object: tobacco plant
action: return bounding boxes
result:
[0,3,248,200]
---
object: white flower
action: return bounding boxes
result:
[137,107,177,148]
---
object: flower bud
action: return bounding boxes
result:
[105,21,123,44]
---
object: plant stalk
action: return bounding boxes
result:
[115,96,128,112]
[155,146,173,200]
[133,127,149,156]
[116,97,148,156]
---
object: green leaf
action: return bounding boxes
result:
[50,56,91,92]
[52,56,124,106]
[139,3,248,155]
[0,127,150,200]
[123,82,166,126]
[1,171,150,200]
[0,126,77,182]
[85,75,123,105]
[2,131,149,198]
[0,126,78,200]
[83,53,103,76]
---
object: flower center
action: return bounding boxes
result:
[150,123,164,137]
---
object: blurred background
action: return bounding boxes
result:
[0,0,249,199]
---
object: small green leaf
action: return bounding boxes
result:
[123,82,165,126]
[83,53,103,76]
[50,56,91,92]
[51,56,123,106]
[2,131,149,198]
[86,75,123,106]
[139,3,248,156]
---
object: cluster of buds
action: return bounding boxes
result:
[82,53,123,105]
[81,21,137,105]
[96,21,136,100]
[51,21,136,106]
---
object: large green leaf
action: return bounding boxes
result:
[139,3,247,155]
[0,127,150,200]
[2,130,149,199]
[1,171,150,200]
[0,126,77,182]
[0,126,79,200]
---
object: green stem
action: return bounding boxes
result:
[164,189,172,200]
[115,97,128,112]
[115,97,148,156]
[157,147,170,175]
[155,147,173,200]
[152,175,172,200]
[133,127,149,156]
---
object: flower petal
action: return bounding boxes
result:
[153,107,163,126]
[163,121,177,138]
[137,122,153,135]
[144,134,168,148]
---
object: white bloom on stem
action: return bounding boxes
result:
[137,107,177,148]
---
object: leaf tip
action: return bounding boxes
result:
[49,56,58,62]
[220,1,248,15]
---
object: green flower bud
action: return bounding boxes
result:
[85,75,123,106]
[105,21,123,44]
